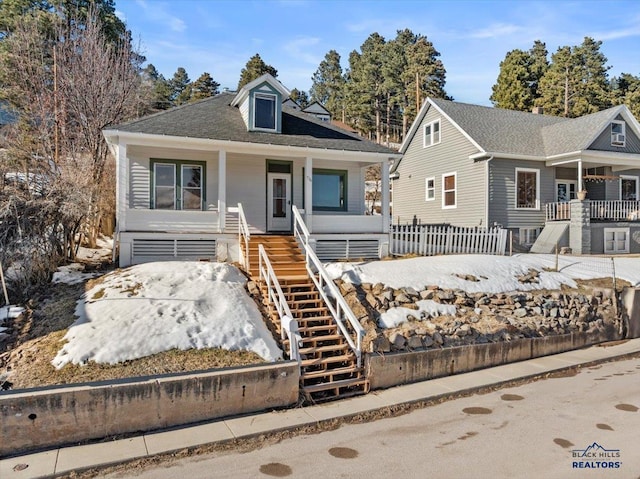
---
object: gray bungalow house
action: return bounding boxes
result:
[392,98,640,254]
[103,74,399,267]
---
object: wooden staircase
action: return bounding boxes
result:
[246,235,368,402]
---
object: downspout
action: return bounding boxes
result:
[485,155,494,227]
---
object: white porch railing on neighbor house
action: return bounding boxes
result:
[545,202,571,222]
[390,224,508,256]
[237,203,250,270]
[258,244,301,363]
[590,200,640,221]
[292,206,364,368]
[545,200,640,222]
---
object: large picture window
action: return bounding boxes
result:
[254,93,276,130]
[312,169,347,211]
[442,172,456,208]
[516,168,539,209]
[151,160,205,210]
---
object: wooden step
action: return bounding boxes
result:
[298,323,338,334]
[302,377,368,395]
[301,365,363,381]
[299,343,349,355]
[301,353,355,368]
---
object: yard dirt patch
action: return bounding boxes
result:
[0,263,265,391]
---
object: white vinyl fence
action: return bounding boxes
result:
[391,224,508,256]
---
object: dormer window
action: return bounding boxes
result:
[611,121,626,147]
[254,93,276,130]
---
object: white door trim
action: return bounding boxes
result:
[267,172,291,231]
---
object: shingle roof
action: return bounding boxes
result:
[428,98,625,157]
[109,92,395,155]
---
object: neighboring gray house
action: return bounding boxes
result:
[393,98,640,254]
[103,74,399,267]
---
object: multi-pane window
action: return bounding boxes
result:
[254,93,276,130]
[516,168,539,209]
[425,177,435,201]
[442,172,456,208]
[423,119,441,147]
[152,160,205,210]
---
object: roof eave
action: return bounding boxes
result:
[103,130,400,162]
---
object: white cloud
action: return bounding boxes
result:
[470,23,522,39]
[133,0,187,34]
[283,36,322,65]
[115,9,126,22]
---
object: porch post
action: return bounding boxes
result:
[218,149,226,233]
[577,158,583,192]
[305,156,313,232]
[381,159,390,233]
[116,142,127,232]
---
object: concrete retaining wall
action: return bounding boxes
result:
[366,330,620,390]
[1,362,299,457]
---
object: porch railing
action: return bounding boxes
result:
[292,205,364,368]
[237,202,250,270]
[258,244,301,363]
[546,200,640,222]
[590,200,640,221]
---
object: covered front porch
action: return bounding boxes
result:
[545,155,640,222]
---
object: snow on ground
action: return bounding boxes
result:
[327,253,640,330]
[379,300,457,328]
[326,254,640,294]
[53,236,114,285]
[52,262,282,369]
[0,305,25,322]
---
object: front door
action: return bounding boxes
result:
[267,172,291,231]
[556,180,576,202]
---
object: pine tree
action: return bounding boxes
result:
[401,31,447,134]
[490,41,548,112]
[346,33,387,142]
[237,53,277,89]
[310,50,345,119]
[490,49,536,110]
[191,72,219,101]
[537,37,611,117]
[611,73,640,118]
[141,64,171,110]
[170,67,191,106]
[289,88,309,108]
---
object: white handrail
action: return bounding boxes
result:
[258,244,301,363]
[237,203,250,270]
[292,205,364,367]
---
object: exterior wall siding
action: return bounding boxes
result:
[227,154,268,232]
[588,114,640,153]
[393,105,486,226]
[488,158,553,229]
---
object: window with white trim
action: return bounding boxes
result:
[442,172,456,208]
[611,121,626,147]
[604,228,629,254]
[254,93,276,130]
[151,160,205,210]
[425,177,435,201]
[423,119,441,147]
[515,167,539,209]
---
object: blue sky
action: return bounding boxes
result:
[115,0,640,106]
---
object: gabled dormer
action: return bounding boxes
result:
[230,73,290,133]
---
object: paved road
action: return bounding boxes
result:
[108,357,640,479]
